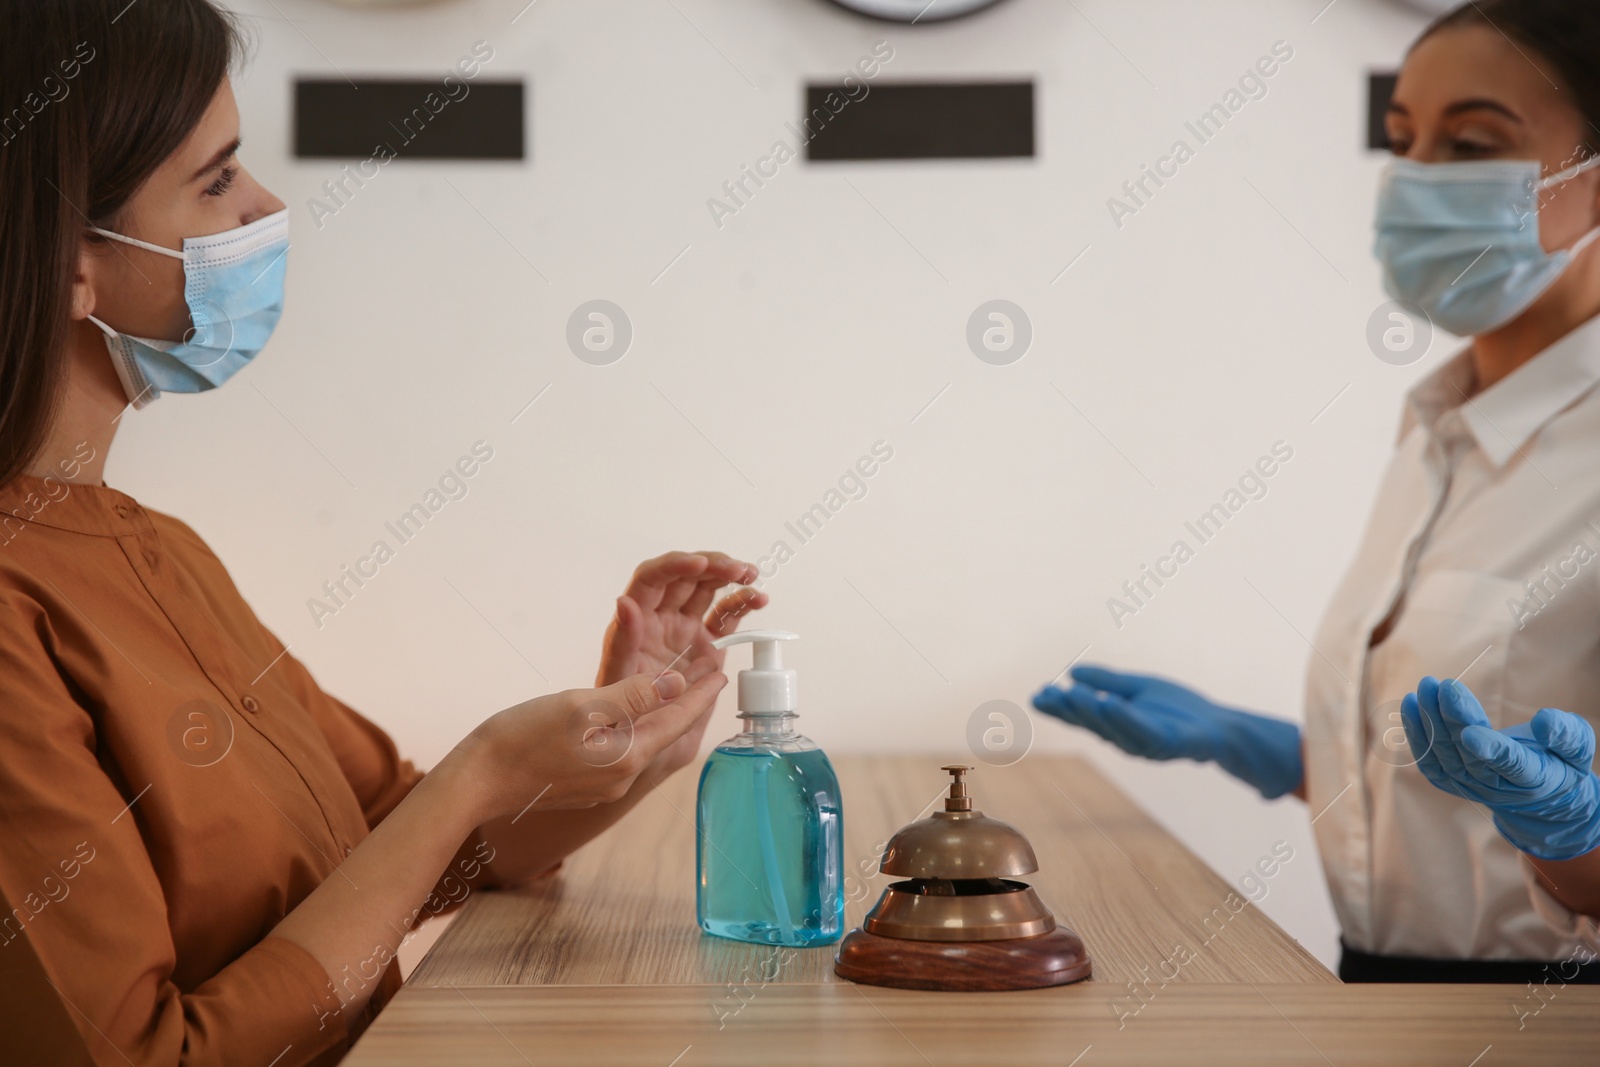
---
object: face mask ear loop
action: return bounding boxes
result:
[89,227,185,260]
[85,229,178,408]
[1523,154,1600,257]
[1567,225,1600,261]
[1538,151,1600,190]
[84,314,158,409]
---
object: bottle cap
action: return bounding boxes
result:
[711,629,798,714]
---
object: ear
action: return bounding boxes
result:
[71,235,99,322]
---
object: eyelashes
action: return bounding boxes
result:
[204,165,237,198]
[1382,139,1499,160]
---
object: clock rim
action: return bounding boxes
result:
[822,0,1008,24]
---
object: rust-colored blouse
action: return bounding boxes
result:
[0,474,490,1065]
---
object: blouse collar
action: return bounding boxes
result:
[0,474,149,537]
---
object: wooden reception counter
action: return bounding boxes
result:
[344,756,1600,1065]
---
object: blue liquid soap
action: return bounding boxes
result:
[697,630,844,947]
[697,737,844,945]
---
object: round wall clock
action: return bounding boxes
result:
[825,0,1008,22]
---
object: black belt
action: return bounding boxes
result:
[1339,939,1600,984]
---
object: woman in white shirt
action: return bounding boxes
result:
[1033,0,1600,983]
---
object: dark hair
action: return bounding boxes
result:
[0,0,244,488]
[1420,0,1600,158]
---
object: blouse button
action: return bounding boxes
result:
[115,504,132,518]
[241,695,261,713]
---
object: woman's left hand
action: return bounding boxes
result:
[597,550,767,689]
[1401,676,1600,862]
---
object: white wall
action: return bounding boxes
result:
[107,0,1441,971]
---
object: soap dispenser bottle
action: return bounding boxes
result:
[696,630,844,946]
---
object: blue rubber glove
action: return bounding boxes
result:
[1400,677,1600,862]
[1031,665,1304,800]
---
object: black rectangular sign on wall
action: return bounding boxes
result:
[294,79,525,160]
[804,81,1034,161]
[1368,72,1398,151]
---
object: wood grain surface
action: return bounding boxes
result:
[344,982,1600,1066]
[409,755,1334,988]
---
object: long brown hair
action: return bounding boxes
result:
[0,0,244,488]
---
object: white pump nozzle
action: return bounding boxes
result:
[711,629,798,715]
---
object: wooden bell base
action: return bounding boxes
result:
[833,927,1092,991]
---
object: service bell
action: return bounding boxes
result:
[833,765,1092,991]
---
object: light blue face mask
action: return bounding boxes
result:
[1374,155,1600,337]
[86,209,290,408]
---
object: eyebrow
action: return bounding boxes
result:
[1444,98,1524,121]
[1387,98,1524,123]
[189,137,241,183]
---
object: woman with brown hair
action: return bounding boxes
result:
[0,2,767,1063]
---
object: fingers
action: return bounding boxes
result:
[599,669,687,723]
[706,587,768,637]
[584,667,725,760]
[1403,682,1591,809]
[1400,693,1446,784]
[653,670,687,702]
[1031,683,1099,726]
[1068,665,1148,699]
[555,669,723,796]
[659,575,703,614]
[624,552,711,612]
[1087,693,1167,757]
[1399,692,1434,765]
[678,552,758,617]
[1435,679,1505,788]
[625,551,758,617]
[1532,707,1597,771]
[692,551,758,588]
[1403,697,1455,794]
[632,671,729,757]
[1415,676,1442,721]
[1459,724,1544,788]
[1032,684,1149,755]
[608,593,643,654]
[1438,679,1492,730]
[680,650,722,685]
[1414,678,1469,784]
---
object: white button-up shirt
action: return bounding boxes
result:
[1304,313,1600,960]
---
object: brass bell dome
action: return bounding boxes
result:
[879,765,1040,879]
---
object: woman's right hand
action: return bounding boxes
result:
[1031,665,1303,799]
[458,667,728,822]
